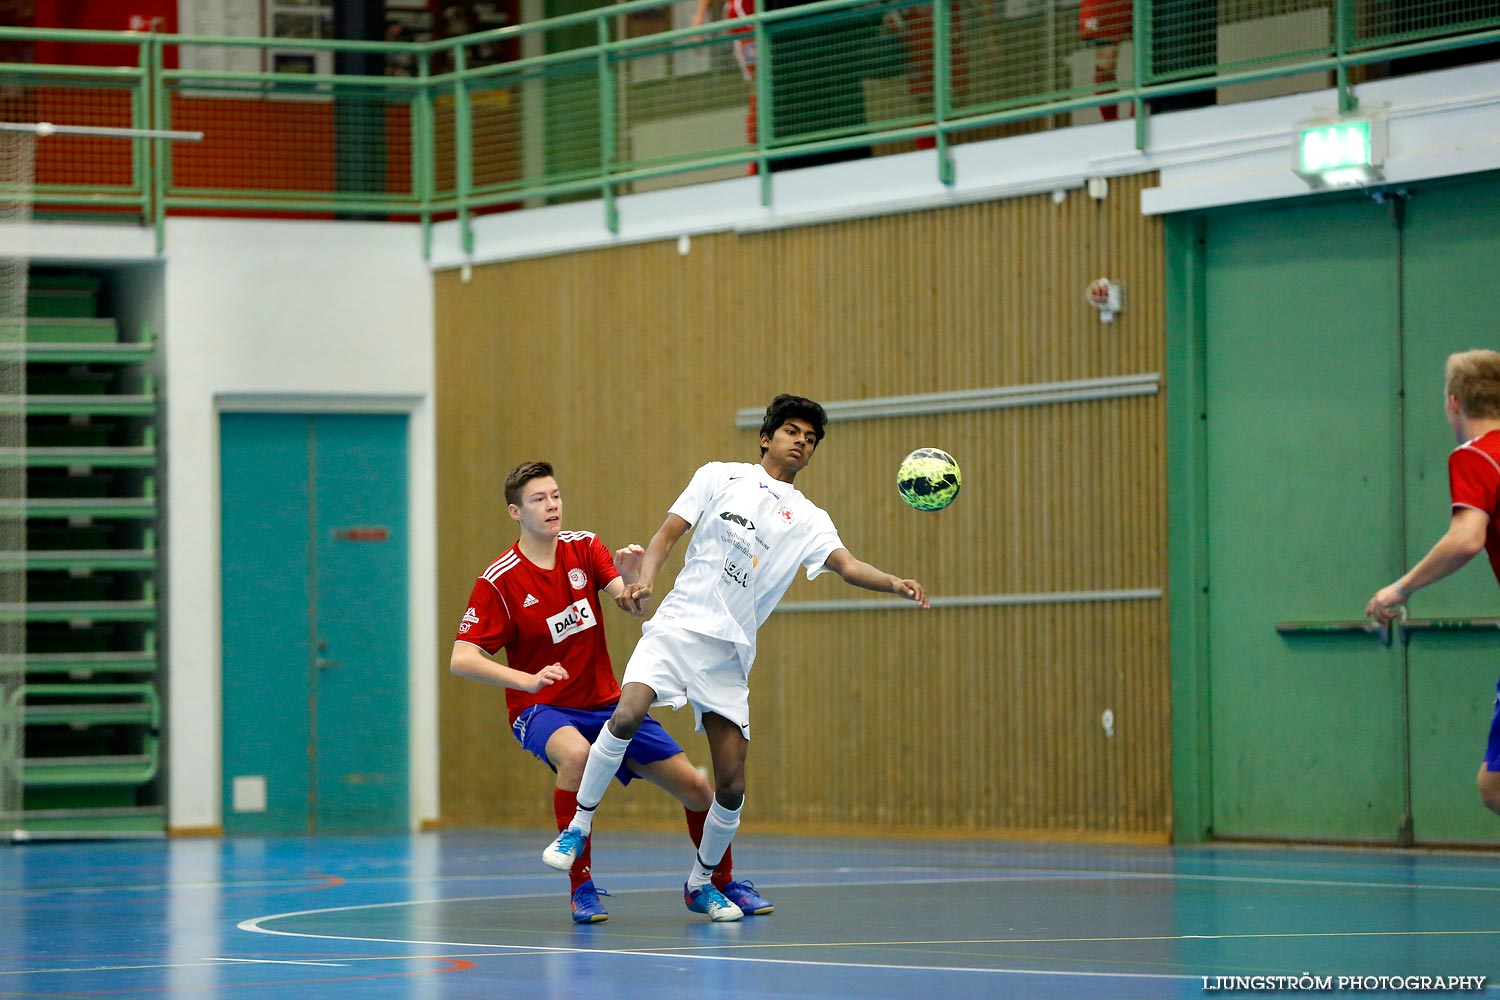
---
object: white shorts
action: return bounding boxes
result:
[624,619,752,739]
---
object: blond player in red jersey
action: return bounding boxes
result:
[451,461,765,923]
[1367,350,1500,816]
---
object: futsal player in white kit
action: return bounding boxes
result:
[542,394,931,921]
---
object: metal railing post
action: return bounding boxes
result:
[755,14,772,203]
[597,15,619,235]
[416,50,435,259]
[1132,0,1149,150]
[1336,0,1357,114]
[934,0,953,185]
[452,42,474,257]
[147,33,167,253]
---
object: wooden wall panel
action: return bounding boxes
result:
[435,171,1169,839]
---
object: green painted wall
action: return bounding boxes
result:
[1172,173,1500,846]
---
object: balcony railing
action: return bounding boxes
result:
[0,0,1496,252]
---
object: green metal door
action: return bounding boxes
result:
[220,412,409,834]
[1203,197,1407,841]
[1401,182,1500,846]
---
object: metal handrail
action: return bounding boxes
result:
[0,3,1493,248]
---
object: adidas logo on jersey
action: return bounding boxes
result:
[523,593,539,608]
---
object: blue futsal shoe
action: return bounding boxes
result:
[543,827,588,871]
[719,879,774,915]
[570,880,610,924]
[684,881,744,922]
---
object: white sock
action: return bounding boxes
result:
[570,724,631,835]
[686,797,741,889]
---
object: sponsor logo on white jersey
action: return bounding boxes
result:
[568,568,588,590]
[523,593,539,608]
[547,599,597,643]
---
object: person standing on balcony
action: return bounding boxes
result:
[1080,0,1132,121]
[692,0,759,174]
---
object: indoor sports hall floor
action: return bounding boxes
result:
[2,830,1497,998]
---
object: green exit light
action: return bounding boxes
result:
[1298,120,1371,173]
[1293,116,1386,188]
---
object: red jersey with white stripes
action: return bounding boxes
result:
[1450,429,1500,586]
[455,531,622,723]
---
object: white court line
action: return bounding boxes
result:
[206,957,349,967]
[233,869,1500,982]
[0,955,440,977]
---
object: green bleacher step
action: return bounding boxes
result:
[2,806,164,837]
[0,651,157,677]
[0,600,157,623]
[23,395,155,417]
[20,747,159,787]
[0,498,157,519]
[20,682,159,728]
[0,446,157,469]
[0,343,152,364]
[22,318,118,344]
[0,548,155,572]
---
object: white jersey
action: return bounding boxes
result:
[654,461,843,666]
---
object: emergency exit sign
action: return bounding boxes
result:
[1293,117,1386,187]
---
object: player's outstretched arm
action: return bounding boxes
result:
[615,514,692,615]
[1367,507,1489,622]
[450,640,567,693]
[823,548,930,608]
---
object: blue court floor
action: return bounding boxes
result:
[1,830,1497,999]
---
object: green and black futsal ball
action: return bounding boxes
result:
[897,448,962,512]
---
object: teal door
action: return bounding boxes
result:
[220,412,409,834]
[1203,197,1408,842]
[1198,176,1500,845]
[1401,183,1500,845]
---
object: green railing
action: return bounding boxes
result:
[0,0,1497,253]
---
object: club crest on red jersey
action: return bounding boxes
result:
[568,568,588,590]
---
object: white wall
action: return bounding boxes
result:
[161,217,436,832]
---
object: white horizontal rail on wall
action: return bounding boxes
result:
[779,588,1164,613]
[733,375,1161,429]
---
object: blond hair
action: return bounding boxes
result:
[1446,350,1500,419]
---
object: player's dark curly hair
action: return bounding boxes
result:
[758,394,827,456]
[504,460,554,507]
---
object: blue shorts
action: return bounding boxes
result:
[1487,678,1500,771]
[512,704,685,787]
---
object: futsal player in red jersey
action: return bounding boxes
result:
[1368,350,1500,816]
[451,460,755,923]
